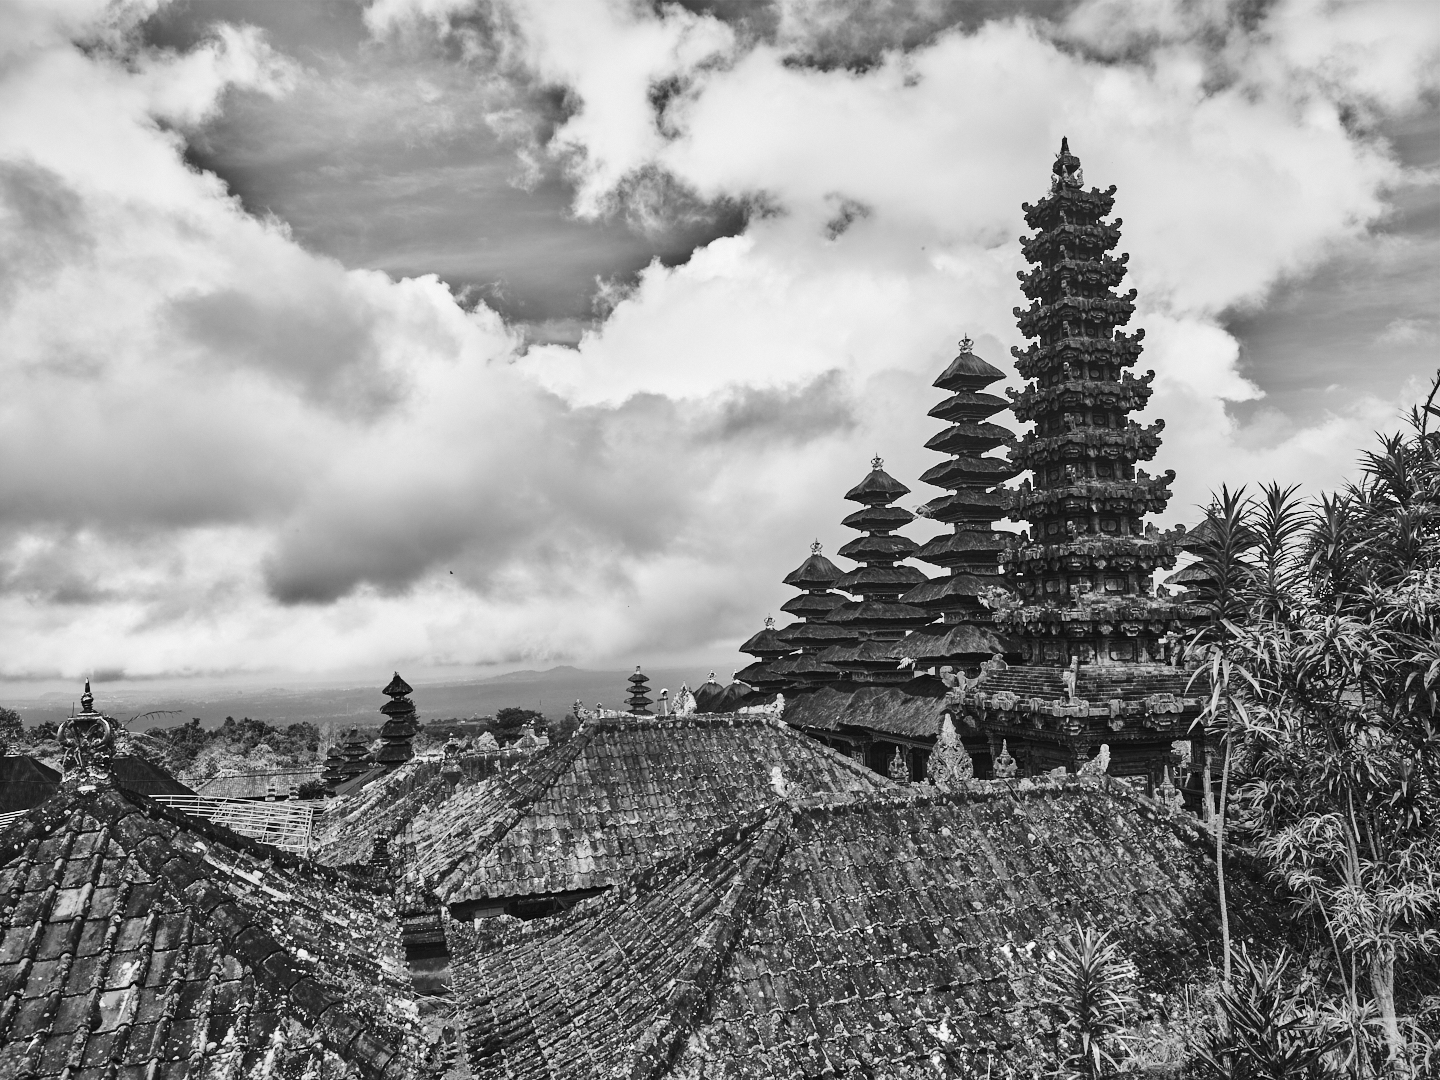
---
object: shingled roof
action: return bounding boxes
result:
[313,746,547,870]
[0,778,418,1079]
[410,714,895,911]
[449,779,1259,1079]
[783,681,951,739]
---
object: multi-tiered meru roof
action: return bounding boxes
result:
[892,339,1019,672]
[1000,137,1189,666]
[769,542,850,684]
[948,138,1205,794]
[820,458,934,684]
[735,616,791,692]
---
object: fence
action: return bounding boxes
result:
[150,795,317,854]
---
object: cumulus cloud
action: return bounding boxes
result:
[0,0,1435,686]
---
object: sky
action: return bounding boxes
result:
[0,0,1435,694]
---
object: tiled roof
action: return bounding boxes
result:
[313,749,539,869]
[0,755,192,813]
[190,767,324,800]
[0,778,417,1079]
[784,682,950,738]
[450,779,1255,1078]
[410,715,895,907]
[0,757,61,813]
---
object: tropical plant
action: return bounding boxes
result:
[1182,373,1440,1076]
[1039,924,1138,1078]
[1194,947,1344,1080]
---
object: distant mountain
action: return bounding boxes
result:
[8,666,729,733]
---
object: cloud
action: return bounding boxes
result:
[1,0,1436,685]
[0,5,858,681]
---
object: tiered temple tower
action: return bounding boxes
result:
[952,139,1203,792]
[820,458,935,684]
[893,339,1019,673]
[735,617,791,694]
[325,726,374,792]
[770,543,852,685]
[626,667,654,715]
[1001,137,1187,665]
[375,672,420,771]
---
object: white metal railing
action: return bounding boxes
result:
[151,795,317,854]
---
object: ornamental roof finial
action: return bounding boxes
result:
[59,681,116,788]
[1051,136,1083,189]
[764,614,775,629]
[810,539,822,554]
[871,454,884,471]
[958,335,974,353]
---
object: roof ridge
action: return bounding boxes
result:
[779,724,900,789]
[424,726,600,890]
[591,712,773,731]
[630,809,792,1080]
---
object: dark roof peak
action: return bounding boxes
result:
[843,463,910,506]
[782,550,842,589]
[382,671,413,698]
[934,341,1006,392]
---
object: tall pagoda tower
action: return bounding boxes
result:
[1002,137,1185,666]
[770,543,852,685]
[893,339,1019,674]
[821,458,934,684]
[952,138,1203,792]
[375,672,420,771]
[626,667,654,715]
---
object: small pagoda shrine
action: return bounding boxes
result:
[892,338,1020,674]
[952,139,1204,793]
[626,666,654,715]
[375,671,420,771]
[820,457,935,684]
[769,542,852,685]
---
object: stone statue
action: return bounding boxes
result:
[926,716,974,792]
[993,740,1017,779]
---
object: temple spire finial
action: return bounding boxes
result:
[870,454,884,471]
[59,680,115,788]
[810,539,822,554]
[958,335,974,353]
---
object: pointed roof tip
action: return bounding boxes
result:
[1060,135,1069,154]
[382,672,413,698]
[843,464,911,505]
[810,538,822,554]
[871,453,884,471]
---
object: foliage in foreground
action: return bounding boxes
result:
[1184,374,1440,1076]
